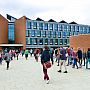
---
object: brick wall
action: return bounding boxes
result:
[70,34,90,51]
[0,14,8,44]
[15,16,26,50]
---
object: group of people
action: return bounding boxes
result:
[0,48,20,70]
[41,46,90,84]
[0,46,90,84]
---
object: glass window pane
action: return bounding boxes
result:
[59,39,63,45]
[37,30,41,37]
[39,23,43,30]
[26,30,29,37]
[53,31,56,38]
[62,32,66,38]
[58,32,61,38]
[33,38,37,45]
[26,20,31,29]
[26,38,30,45]
[54,24,58,31]
[55,39,58,45]
[63,39,67,45]
[49,24,53,30]
[33,22,37,29]
[31,30,35,37]
[45,38,48,45]
[42,31,46,37]
[44,23,48,30]
[39,38,43,45]
[50,39,53,45]
[59,24,63,31]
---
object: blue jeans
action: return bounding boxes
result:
[68,56,72,65]
[73,58,78,68]
[86,58,90,69]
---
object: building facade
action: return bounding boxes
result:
[0,14,90,50]
[25,18,90,49]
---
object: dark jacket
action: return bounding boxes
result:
[60,48,67,60]
[41,50,50,64]
[87,51,90,58]
[77,50,82,58]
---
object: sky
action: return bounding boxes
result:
[0,0,90,25]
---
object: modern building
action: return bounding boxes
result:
[0,14,90,50]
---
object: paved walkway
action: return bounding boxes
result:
[0,54,90,90]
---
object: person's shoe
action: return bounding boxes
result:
[77,67,78,69]
[66,64,69,66]
[57,64,59,66]
[58,70,61,72]
[72,66,75,68]
[46,80,49,84]
[6,68,8,70]
[64,71,68,73]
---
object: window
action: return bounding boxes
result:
[26,30,29,37]
[71,25,75,31]
[76,26,79,32]
[44,23,48,30]
[42,31,46,37]
[83,27,87,34]
[8,23,14,43]
[63,39,67,45]
[39,38,43,45]
[66,32,70,37]
[50,39,53,45]
[39,23,43,30]
[54,24,58,31]
[64,25,67,31]
[67,39,69,45]
[33,38,37,45]
[55,39,58,45]
[37,30,41,37]
[58,32,61,38]
[45,38,48,44]
[67,25,71,31]
[59,24,63,31]
[59,39,63,45]
[88,27,90,33]
[31,30,35,37]
[26,38,30,45]
[53,31,56,38]
[48,31,51,38]
[30,38,32,45]
[49,24,53,30]
[26,20,31,29]
[62,32,66,38]
[33,22,37,29]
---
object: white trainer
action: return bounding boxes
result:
[46,80,49,84]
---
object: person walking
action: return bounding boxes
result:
[16,49,19,60]
[56,48,61,66]
[5,51,11,70]
[0,51,2,65]
[34,49,39,62]
[25,49,29,60]
[72,50,78,69]
[86,48,90,69]
[50,48,54,65]
[41,45,51,84]
[82,50,86,66]
[30,49,33,57]
[58,46,68,73]
[77,48,82,67]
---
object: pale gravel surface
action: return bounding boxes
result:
[0,54,90,90]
